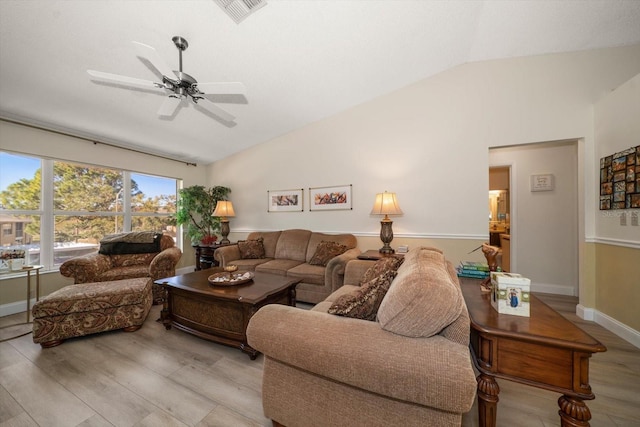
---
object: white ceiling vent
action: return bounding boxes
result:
[214,0,268,24]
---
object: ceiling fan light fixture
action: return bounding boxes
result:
[214,0,267,24]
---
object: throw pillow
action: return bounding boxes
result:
[360,256,404,285]
[308,241,348,266]
[328,269,398,321]
[238,237,265,259]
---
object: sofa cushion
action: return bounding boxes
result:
[328,269,397,321]
[308,241,348,266]
[360,256,404,285]
[238,237,266,259]
[274,229,312,262]
[230,258,273,272]
[377,247,463,338]
[287,263,325,285]
[256,259,304,276]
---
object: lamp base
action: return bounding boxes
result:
[379,219,395,255]
[220,220,230,245]
[379,246,395,254]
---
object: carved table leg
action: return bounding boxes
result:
[558,395,592,427]
[477,373,500,427]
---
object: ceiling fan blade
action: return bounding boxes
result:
[132,41,176,79]
[196,99,236,122]
[87,70,161,89]
[196,82,246,95]
[157,96,183,117]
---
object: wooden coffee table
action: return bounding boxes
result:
[155,268,300,359]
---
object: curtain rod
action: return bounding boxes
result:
[1,117,198,167]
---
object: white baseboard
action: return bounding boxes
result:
[577,304,640,349]
[532,282,577,296]
[0,298,37,318]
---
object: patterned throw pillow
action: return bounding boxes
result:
[238,237,265,259]
[360,256,404,285]
[328,269,398,321]
[308,241,348,266]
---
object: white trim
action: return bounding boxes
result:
[532,282,576,296]
[586,237,640,249]
[232,229,489,240]
[596,310,640,349]
[577,304,595,321]
[0,298,37,317]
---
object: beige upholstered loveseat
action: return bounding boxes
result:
[214,229,360,303]
[59,232,182,304]
[246,247,477,427]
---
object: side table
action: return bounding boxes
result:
[0,265,43,342]
[193,243,235,270]
[357,249,404,261]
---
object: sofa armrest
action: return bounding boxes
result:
[247,305,476,413]
[59,252,113,284]
[214,245,241,266]
[324,248,361,292]
[343,259,377,286]
[149,247,182,281]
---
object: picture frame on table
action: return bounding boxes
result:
[267,189,304,212]
[309,184,352,211]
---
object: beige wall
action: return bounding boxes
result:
[0,120,208,308]
[592,72,640,332]
[210,45,640,295]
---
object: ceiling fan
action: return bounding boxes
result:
[87,36,246,122]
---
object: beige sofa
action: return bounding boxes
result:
[214,229,359,303]
[246,247,477,427]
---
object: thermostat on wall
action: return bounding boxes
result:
[530,174,555,192]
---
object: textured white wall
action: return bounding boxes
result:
[208,45,640,295]
[594,72,640,244]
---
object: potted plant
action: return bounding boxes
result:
[175,185,231,245]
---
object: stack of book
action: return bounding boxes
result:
[456,261,490,279]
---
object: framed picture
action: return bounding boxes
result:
[267,189,303,212]
[599,145,640,210]
[309,184,352,211]
[530,174,554,192]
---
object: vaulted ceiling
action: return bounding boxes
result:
[1,1,640,165]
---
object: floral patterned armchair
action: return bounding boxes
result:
[59,232,182,304]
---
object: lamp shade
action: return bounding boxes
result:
[370,191,403,218]
[212,200,236,218]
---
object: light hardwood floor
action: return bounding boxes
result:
[1,294,639,427]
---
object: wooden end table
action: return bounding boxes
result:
[156,268,299,359]
[357,249,404,261]
[459,277,606,427]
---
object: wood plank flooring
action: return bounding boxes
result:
[1,294,639,426]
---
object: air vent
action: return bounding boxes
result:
[214,0,268,24]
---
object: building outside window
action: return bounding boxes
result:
[0,151,178,272]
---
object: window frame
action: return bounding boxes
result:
[1,153,178,274]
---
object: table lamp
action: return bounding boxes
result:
[370,191,403,254]
[212,200,236,245]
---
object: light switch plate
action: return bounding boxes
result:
[620,212,627,226]
[631,212,638,226]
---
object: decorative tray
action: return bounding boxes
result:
[208,271,254,286]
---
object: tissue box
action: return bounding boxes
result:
[490,272,531,317]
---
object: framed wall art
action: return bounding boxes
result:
[309,184,352,211]
[599,145,640,210]
[267,189,304,212]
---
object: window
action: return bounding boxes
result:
[1,151,178,273]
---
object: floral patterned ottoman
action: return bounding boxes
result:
[32,277,152,348]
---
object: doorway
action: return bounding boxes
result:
[489,166,511,271]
